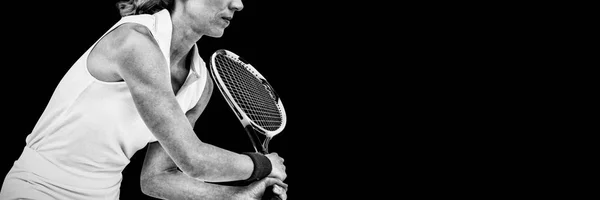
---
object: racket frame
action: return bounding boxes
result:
[209,49,287,153]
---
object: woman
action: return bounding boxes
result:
[0,0,287,199]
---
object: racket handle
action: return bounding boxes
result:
[263,185,282,200]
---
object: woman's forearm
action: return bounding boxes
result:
[131,88,253,182]
[182,140,254,182]
[141,169,241,200]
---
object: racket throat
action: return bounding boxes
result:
[244,125,269,154]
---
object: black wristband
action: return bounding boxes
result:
[242,152,272,182]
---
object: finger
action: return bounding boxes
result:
[273,185,286,194]
[273,183,288,193]
[280,191,288,200]
[273,185,287,200]
[262,177,288,190]
[269,172,287,181]
[272,184,288,200]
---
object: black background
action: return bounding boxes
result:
[0,0,353,199]
[0,1,497,199]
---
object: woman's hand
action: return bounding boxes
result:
[237,177,288,200]
[265,153,286,181]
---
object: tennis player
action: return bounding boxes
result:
[0,0,287,199]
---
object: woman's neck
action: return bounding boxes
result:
[169,13,202,68]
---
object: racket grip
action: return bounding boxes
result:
[263,185,282,200]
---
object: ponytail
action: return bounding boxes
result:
[116,0,174,17]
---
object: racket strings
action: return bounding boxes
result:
[215,54,283,131]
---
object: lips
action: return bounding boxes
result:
[221,16,232,22]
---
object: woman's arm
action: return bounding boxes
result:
[140,140,288,199]
[112,24,253,182]
[140,142,239,199]
[140,142,288,200]
[140,79,288,199]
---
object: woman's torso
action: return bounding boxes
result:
[16,9,207,198]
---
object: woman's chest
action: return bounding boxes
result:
[170,66,190,94]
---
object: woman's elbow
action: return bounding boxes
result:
[140,176,154,197]
[140,174,156,197]
[140,174,163,198]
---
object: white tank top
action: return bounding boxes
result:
[21,9,207,197]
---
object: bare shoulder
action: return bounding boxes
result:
[100,23,159,56]
[88,23,163,82]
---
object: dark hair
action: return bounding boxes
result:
[116,0,174,17]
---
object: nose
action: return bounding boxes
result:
[230,0,244,12]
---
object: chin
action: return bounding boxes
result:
[206,33,224,38]
[206,29,225,38]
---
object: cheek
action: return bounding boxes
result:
[184,0,225,34]
[187,0,221,22]
[201,13,220,27]
[206,0,226,8]
[192,14,222,35]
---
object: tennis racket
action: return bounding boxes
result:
[209,49,287,200]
